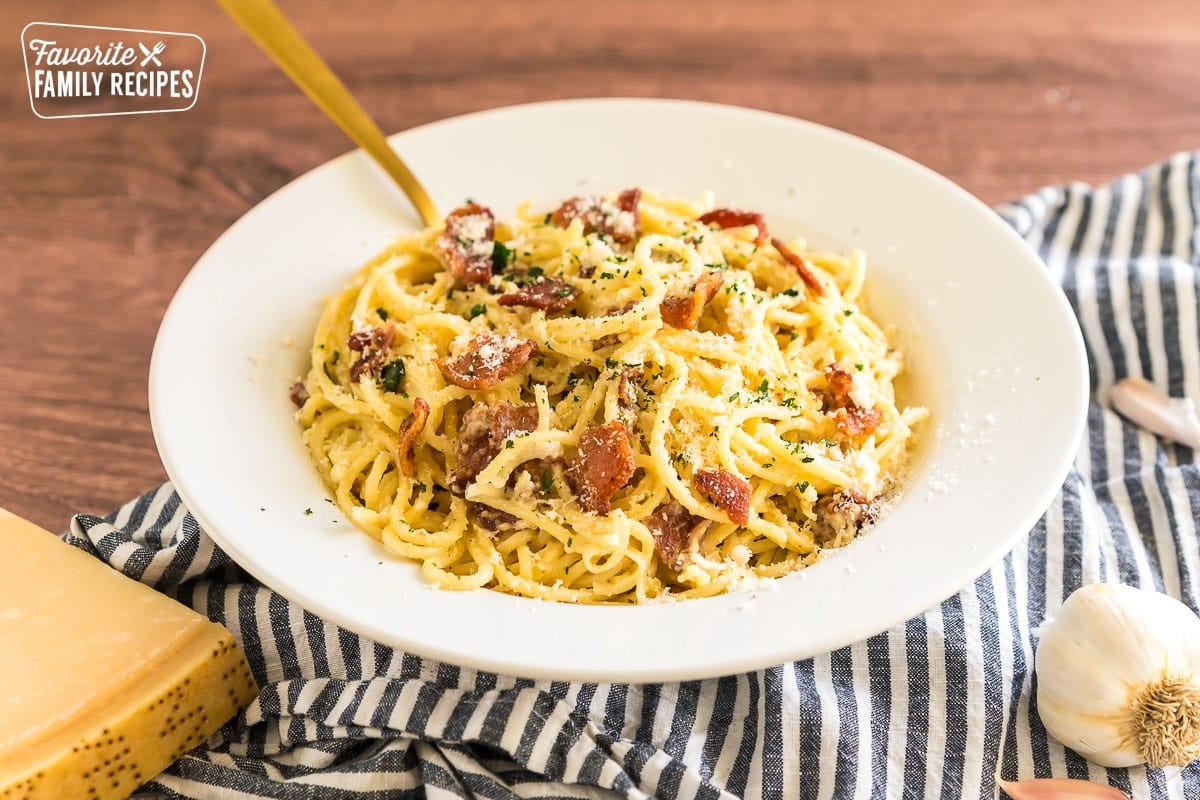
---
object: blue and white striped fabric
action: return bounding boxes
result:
[68,153,1200,799]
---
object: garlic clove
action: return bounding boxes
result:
[1110,377,1200,449]
[998,778,1130,799]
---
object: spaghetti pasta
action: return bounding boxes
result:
[293,190,927,603]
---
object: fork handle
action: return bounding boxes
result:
[215,0,441,226]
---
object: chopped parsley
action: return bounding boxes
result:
[567,537,573,548]
[798,481,810,493]
[376,307,389,321]
[855,363,864,372]
[843,309,853,317]
[728,391,740,402]
[757,378,770,395]
[801,456,815,463]
[540,471,554,493]
[505,439,515,449]
[492,240,511,271]
[380,359,406,392]
[303,507,313,516]
[527,266,544,278]
[330,350,340,364]
[468,303,487,320]
[781,288,799,297]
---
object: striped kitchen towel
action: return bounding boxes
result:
[67,152,1200,799]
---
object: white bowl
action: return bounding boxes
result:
[150,99,1088,681]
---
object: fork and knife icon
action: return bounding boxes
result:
[138,41,166,67]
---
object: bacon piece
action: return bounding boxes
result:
[694,468,751,526]
[449,402,539,495]
[594,333,620,350]
[813,489,879,545]
[347,325,394,353]
[593,302,639,349]
[470,503,522,533]
[616,367,643,432]
[616,367,642,412]
[836,405,883,438]
[568,420,636,515]
[551,188,641,243]
[824,363,855,408]
[660,270,725,330]
[347,324,397,381]
[397,398,430,478]
[822,363,882,438]
[289,380,309,408]
[697,209,768,245]
[516,458,563,498]
[435,204,496,285]
[771,237,824,297]
[644,502,699,567]
[498,276,579,314]
[437,333,538,390]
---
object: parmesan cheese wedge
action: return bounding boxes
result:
[0,508,259,799]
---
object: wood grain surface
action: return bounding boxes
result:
[3,0,1200,531]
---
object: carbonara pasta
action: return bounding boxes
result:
[292,190,926,603]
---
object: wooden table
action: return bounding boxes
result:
[3,0,1200,531]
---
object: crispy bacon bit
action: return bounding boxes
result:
[594,333,621,350]
[593,302,638,349]
[824,363,855,408]
[771,237,824,297]
[450,402,539,495]
[616,367,643,431]
[348,324,396,381]
[822,363,882,438]
[813,489,880,545]
[437,333,538,390]
[694,468,751,526]
[644,502,699,567]
[470,503,522,532]
[347,325,394,352]
[617,367,642,411]
[517,458,563,498]
[498,276,579,314]
[697,208,769,245]
[660,270,725,330]
[289,380,309,407]
[397,398,430,478]
[435,204,496,285]
[605,301,638,316]
[836,405,883,438]
[550,188,641,243]
[568,420,636,515]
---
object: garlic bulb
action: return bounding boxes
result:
[1036,582,1200,767]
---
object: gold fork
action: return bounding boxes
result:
[214,0,441,226]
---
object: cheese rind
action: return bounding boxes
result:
[0,509,259,800]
